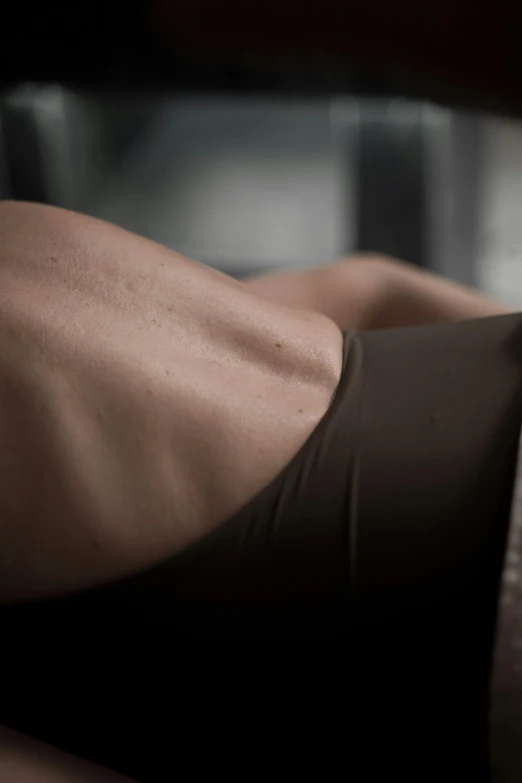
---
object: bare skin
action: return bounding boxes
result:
[0,201,513,781]
[0,203,511,604]
[0,200,342,603]
[244,254,513,330]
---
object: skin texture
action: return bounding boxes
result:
[0,204,510,604]
[0,200,342,603]
[244,254,513,330]
[0,201,513,781]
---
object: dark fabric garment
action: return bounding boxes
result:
[355,314,522,781]
[3,314,522,780]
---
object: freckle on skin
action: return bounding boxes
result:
[298,409,304,413]
[256,394,262,399]
[91,539,101,551]
[276,343,282,348]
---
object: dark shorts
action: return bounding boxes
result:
[4,313,522,780]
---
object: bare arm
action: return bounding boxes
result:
[244,254,513,331]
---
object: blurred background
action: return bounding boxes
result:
[0,0,521,305]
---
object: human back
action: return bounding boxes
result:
[0,199,342,603]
